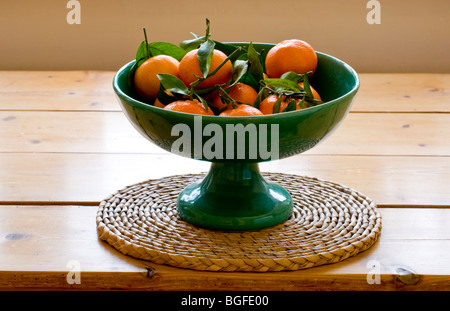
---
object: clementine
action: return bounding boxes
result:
[219,104,263,117]
[259,94,302,115]
[265,39,317,78]
[178,49,232,89]
[134,55,180,101]
[212,83,258,110]
[164,99,214,115]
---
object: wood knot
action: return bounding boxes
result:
[141,266,157,278]
[395,266,420,285]
[2,116,16,122]
[5,233,31,240]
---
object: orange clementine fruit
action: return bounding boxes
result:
[259,94,303,115]
[154,98,166,108]
[212,83,258,110]
[212,94,228,110]
[178,49,232,89]
[134,55,180,101]
[265,39,317,78]
[228,83,258,105]
[219,104,263,117]
[164,99,214,115]
[201,87,223,102]
[154,90,179,108]
[298,82,321,100]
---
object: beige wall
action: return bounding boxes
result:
[0,0,448,73]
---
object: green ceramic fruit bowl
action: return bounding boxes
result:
[113,43,359,231]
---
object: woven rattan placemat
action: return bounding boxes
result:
[97,173,382,272]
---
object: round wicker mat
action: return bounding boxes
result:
[96,173,382,272]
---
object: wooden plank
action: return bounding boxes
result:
[0,153,448,206]
[0,71,118,111]
[1,205,450,290]
[1,71,448,292]
[0,110,159,154]
[0,92,119,112]
[0,72,448,113]
[355,74,450,112]
[308,112,450,156]
[0,205,147,275]
[0,71,115,94]
[1,111,450,156]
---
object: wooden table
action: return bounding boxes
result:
[1,71,449,291]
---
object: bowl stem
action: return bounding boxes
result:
[177,162,293,231]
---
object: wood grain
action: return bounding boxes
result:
[1,205,449,290]
[0,72,448,113]
[0,71,118,111]
[1,111,449,156]
[355,74,450,112]
[1,71,449,291]
[0,152,448,207]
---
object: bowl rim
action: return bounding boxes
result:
[113,47,359,120]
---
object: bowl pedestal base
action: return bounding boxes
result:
[177,162,293,231]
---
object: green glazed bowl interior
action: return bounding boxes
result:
[113,42,359,231]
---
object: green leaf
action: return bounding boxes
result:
[197,39,215,78]
[247,42,264,83]
[180,36,205,51]
[135,41,149,63]
[297,96,307,109]
[280,71,301,83]
[229,60,248,87]
[135,28,151,64]
[148,42,187,61]
[283,99,297,112]
[263,78,303,93]
[305,98,323,107]
[297,73,324,107]
[157,73,190,96]
[239,72,259,91]
[194,92,211,113]
[179,18,211,52]
[301,73,314,99]
[254,86,270,109]
[272,96,282,114]
[237,42,264,91]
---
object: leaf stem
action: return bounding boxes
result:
[143,28,150,58]
[205,18,211,40]
[190,46,243,88]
